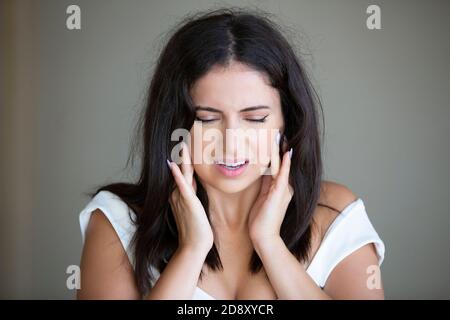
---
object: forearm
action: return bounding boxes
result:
[253,236,331,300]
[144,245,208,300]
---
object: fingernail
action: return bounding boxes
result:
[276,131,281,145]
[288,148,293,159]
[166,159,172,168]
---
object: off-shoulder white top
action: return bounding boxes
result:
[79,190,385,299]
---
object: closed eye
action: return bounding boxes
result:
[195,115,269,123]
[195,117,217,123]
[247,115,269,123]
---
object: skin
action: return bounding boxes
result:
[77,61,384,300]
[189,62,286,231]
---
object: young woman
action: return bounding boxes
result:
[77,8,385,300]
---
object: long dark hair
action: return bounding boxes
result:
[88,8,324,296]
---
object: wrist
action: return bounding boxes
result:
[251,234,284,254]
[178,243,212,259]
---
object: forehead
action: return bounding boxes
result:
[190,61,280,111]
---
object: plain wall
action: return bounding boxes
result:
[1,0,449,299]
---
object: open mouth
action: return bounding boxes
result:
[214,159,249,177]
[216,160,247,169]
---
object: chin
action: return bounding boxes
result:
[210,180,252,194]
[196,164,267,194]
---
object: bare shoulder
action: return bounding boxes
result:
[312,181,359,237]
[310,182,383,298]
[318,180,358,212]
[78,208,140,299]
[84,208,118,239]
[83,208,128,256]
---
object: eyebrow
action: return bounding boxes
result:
[194,105,271,113]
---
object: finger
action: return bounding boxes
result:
[168,189,182,232]
[276,147,293,189]
[270,130,281,177]
[288,184,294,197]
[258,174,272,196]
[180,141,194,188]
[167,159,192,197]
[280,133,289,154]
[192,175,197,193]
[168,188,178,210]
[277,134,290,179]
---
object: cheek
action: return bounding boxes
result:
[192,163,207,180]
[190,128,219,165]
[250,134,267,165]
[256,128,279,176]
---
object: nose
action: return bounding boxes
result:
[222,120,247,161]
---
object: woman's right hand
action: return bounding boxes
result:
[167,142,214,254]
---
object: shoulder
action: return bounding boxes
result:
[318,180,358,213]
[81,209,129,267]
[308,182,385,298]
[78,208,140,299]
[79,190,139,267]
[312,180,359,237]
[79,190,138,244]
[84,208,122,244]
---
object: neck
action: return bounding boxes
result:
[202,177,262,234]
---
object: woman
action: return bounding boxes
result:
[77,8,385,299]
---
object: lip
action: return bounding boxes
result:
[215,160,249,177]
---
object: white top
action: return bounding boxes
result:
[79,190,385,299]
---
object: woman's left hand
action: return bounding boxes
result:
[248,131,294,244]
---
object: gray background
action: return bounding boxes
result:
[1,0,449,299]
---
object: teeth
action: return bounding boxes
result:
[217,160,246,167]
